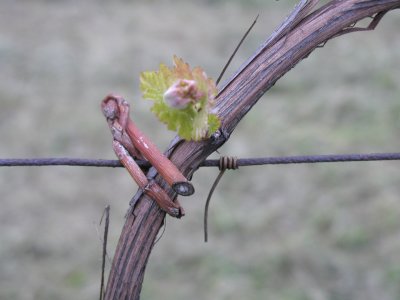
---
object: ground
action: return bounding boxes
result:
[1,0,400,299]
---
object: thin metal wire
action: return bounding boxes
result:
[203,152,400,166]
[204,156,239,242]
[1,152,400,168]
[0,158,128,167]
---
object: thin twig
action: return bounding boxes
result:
[153,218,167,246]
[216,14,259,86]
[99,205,110,300]
[2,152,400,169]
[217,0,319,94]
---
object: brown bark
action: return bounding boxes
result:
[104,1,400,299]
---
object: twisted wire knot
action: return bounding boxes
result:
[219,156,238,171]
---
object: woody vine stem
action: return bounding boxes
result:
[97,1,400,298]
[99,1,400,299]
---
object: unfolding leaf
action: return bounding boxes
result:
[140,56,220,141]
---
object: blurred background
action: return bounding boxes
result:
[1,0,400,299]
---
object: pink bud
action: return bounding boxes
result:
[163,79,202,109]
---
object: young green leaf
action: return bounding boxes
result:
[140,56,220,141]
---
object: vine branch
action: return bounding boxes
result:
[103,1,400,299]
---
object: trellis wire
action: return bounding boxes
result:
[1,152,400,169]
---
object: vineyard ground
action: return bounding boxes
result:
[1,1,400,299]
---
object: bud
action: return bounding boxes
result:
[163,79,202,109]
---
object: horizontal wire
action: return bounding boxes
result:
[0,158,125,168]
[202,152,400,167]
[1,152,400,169]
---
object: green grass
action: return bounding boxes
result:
[1,1,400,299]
